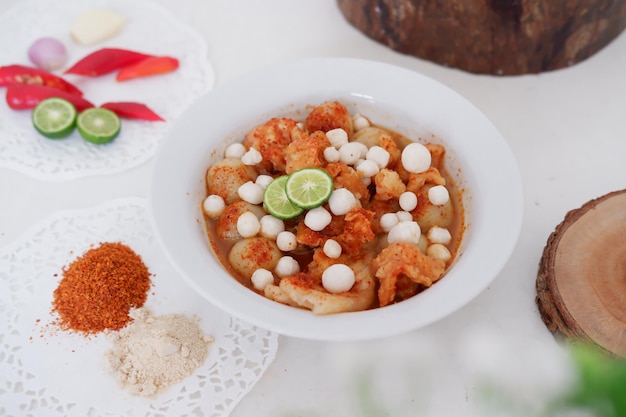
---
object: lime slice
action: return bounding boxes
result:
[76,108,121,144]
[263,175,305,220]
[285,168,333,209]
[32,98,77,139]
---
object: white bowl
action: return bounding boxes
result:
[149,57,523,341]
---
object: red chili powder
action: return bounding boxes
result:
[52,242,152,334]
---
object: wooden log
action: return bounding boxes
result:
[536,190,626,358]
[337,0,626,75]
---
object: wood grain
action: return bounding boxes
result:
[536,190,626,358]
[337,0,626,75]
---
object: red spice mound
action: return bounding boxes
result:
[52,242,152,334]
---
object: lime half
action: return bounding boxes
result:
[77,108,121,144]
[32,98,77,139]
[263,175,305,220]
[285,168,333,209]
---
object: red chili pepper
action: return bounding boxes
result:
[0,64,83,96]
[65,48,155,76]
[5,84,94,111]
[116,56,179,82]
[100,102,164,121]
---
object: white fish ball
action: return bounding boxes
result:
[237,181,264,205]
[396,210,413,222]
[328,188,357,216]
[427,226,452,245]
[237,211,261,238]
[355,142,369,158]
[323,239,342,259]
[323,146,341,163]
[427,243,452,261]
[255,174,274,189]
[322,264,355,293]
[399,191,418,211]
[387,221,421,245]
[304,206,332,231]
[379,212,399,232]
[203,194,225,218]
[251,268,274,291]
[259,215,285,239]
[326,128,349,148]
[275,256,300,277]
[352,114,370,131]
[339,142,365,165]
[428,185,450,206]
[224,143,246,158]
[401,142,431,173]
[356,159,379,178]
[366,146,390,169]
[276,231,298,252]
[241,147,263,165]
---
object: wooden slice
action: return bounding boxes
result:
[337,0,626,75]
[536,190,626,358]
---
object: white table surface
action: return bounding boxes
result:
[1,1,625,415]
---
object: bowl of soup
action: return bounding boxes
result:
[149,57,523,341]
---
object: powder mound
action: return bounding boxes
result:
[52,241,151,334]
[107,307,213,397]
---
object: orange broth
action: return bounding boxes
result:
[204,123,465,304]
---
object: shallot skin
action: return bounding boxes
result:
[28,37,68,71]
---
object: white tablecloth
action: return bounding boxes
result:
[1,1,625,415]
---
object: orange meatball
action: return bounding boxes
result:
[304,101,353,136]
[243,118,304,173]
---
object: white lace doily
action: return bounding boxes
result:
[0,198,279,417]
[0,0,214,181]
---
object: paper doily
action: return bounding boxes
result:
[0,0,214,181]
[0,198,278,417]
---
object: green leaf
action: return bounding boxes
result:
[556,343,626,417]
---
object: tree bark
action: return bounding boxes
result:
[337,0,626,75]
[536,189,626,358]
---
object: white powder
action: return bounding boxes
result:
[106,307,213,397]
